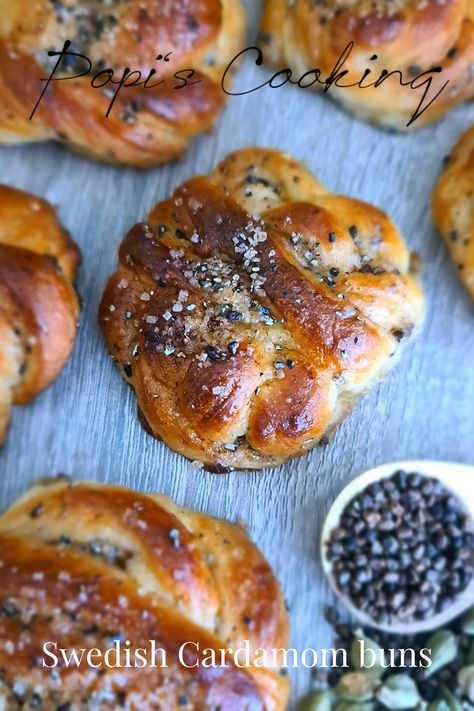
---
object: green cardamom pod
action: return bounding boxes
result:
[426,701,449,711]
[461,606,474,636]
[376,674,420,710]
[336,672,375,702]
[334,703,374,711]
[438,684,463,711]
[467,640,474,666]
[424,631,458,677]
[351,635,386,680]
[297,691,333,711]
[457,665,474,702]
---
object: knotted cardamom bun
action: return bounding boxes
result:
[433,125,474,300]
[99,148,424,471]
[0,477,290,710]
[0,0,246,167]
[260,0,474,130]
[0,185,80,445]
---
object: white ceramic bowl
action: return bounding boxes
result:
[321,460,474,634]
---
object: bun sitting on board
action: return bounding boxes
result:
[0,185,80,444]
[260,0,474,130]
[0,477,290,710]
[433,124,474,300]
[0,0,246,166]
[100,148,424,471]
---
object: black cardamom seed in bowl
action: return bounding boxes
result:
[321,461,474,634]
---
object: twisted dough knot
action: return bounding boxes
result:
[0,478,290,710]
[100,148,424,471]
[261,0,474,129]
[433,124,474,300]
[0,185,80,444]
[0,0,246,166]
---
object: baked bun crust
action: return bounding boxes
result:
[0,185,80,444]
[433,124,474,300]
[0,0,246,167]
[0,477,290,710]
[260,0,474,130]
[100,148,424,471]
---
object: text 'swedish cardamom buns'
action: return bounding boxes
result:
[0,0,246,167]
[0,185,80,445]
[100,148,424,471]
[433,124,474,300]
[0,477,290,710]
[260,0,474,130]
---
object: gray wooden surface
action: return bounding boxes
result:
[1,1,474,705]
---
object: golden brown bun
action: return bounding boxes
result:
[0,477,290,710]
[0,0,247,167]
[260,0,474,130]
[0,185,80,444]
[99,148,425,471]
[433,124,474,300]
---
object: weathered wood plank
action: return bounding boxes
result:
[1,1,473,704]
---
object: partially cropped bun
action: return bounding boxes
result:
[433,124,474,300]
[0,185,80,444]
[261,0,474,130]
[100,148,424,471]
[0,0,246,166]
[0,477,290,710]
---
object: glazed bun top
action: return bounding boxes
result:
[100,148,424,472]
[433,124,474,300]
[0,477,290,710]
[0,0,247,166]
[261,0,474,129]
[0,185,80,444]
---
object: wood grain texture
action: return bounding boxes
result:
[0,1,473,706]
